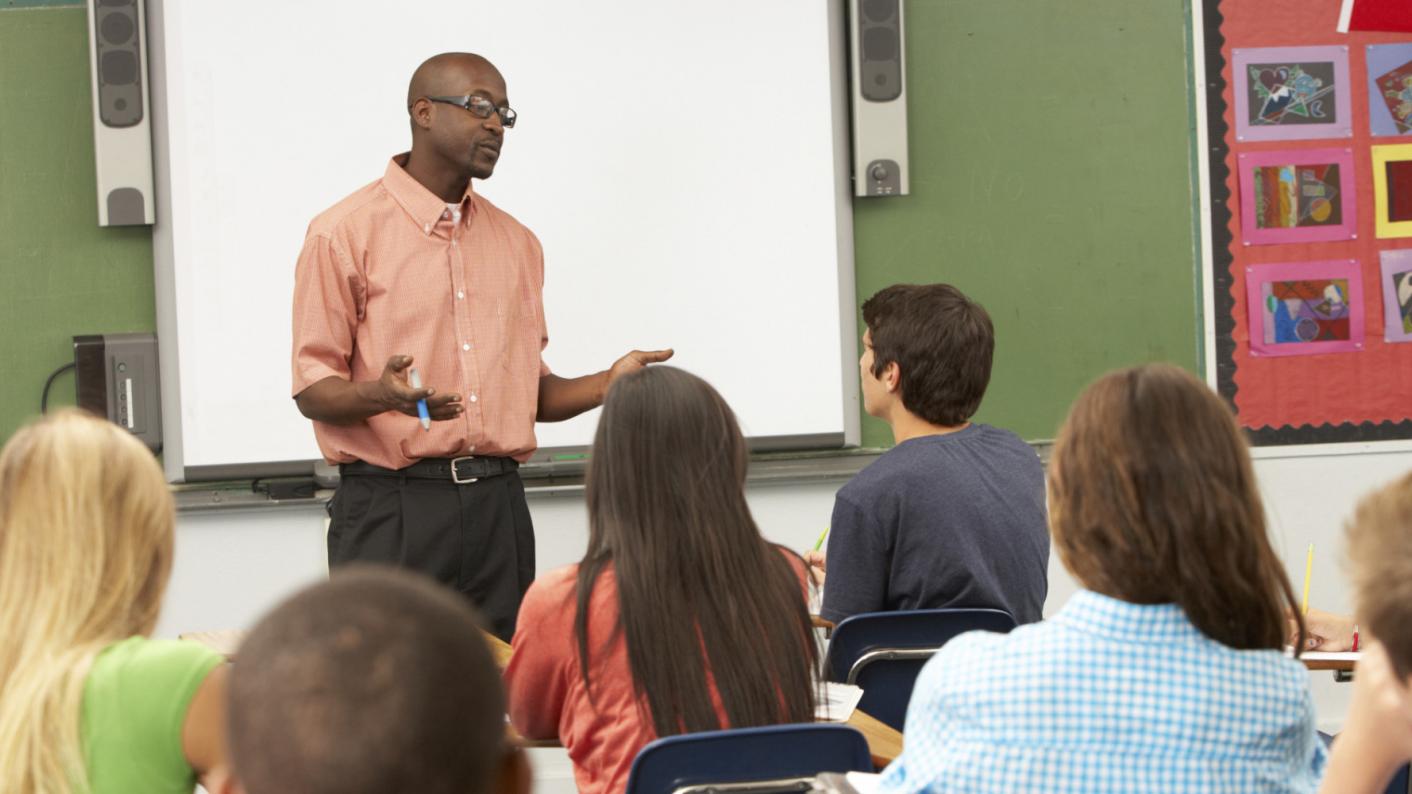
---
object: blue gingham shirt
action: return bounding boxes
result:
[879,590,1326,793]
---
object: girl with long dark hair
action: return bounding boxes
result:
[505,366,817,794]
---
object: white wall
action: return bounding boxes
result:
[160,450,1412,788]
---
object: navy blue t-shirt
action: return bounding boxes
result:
[820,424,1049,625]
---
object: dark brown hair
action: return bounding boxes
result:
[577,366,818,737]
[862,283,995,426]
[228,567,508,794]
[1346,471,1412,679]
[1049,363,1305,651]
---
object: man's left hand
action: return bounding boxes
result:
[606,348,674,390]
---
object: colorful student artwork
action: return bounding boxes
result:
[1367,44,1412,135]
[1246,260,1364,357]
[1233,46,1352,141]
[1379,250,1412,342]
[1238,148,1357,245]
[1372,144,1412,238]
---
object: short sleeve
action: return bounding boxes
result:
[291,232,362,396]
[820,493,890,623]
[83,637,224,793]
[504,570,575,740]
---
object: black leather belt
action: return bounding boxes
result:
[340,456,518,484]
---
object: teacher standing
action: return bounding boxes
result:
[291,52,671,639]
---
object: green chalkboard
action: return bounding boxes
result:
[852,0,1200,448]
[0,2,1200,451]
[0,8,155,443]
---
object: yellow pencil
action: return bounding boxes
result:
[1301,543,1314,616]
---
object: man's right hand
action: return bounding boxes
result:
[361,355,463,420]
[293,355,462,426]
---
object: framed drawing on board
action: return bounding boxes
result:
[1232,45,1353,142]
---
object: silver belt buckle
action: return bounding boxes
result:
[449,455,479,484]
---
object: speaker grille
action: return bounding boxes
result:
[93,2,144,127]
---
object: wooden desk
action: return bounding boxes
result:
[1300,652,1358,672]
[847,708,902,767]
[1301,651,1358,682]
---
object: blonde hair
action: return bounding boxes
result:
[1346,471,1412,680]
[0,410,175,794]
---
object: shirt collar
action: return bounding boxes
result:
[382,153,475,235]
[1054,589,1207,645]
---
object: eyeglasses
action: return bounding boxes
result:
[423,94,517,128]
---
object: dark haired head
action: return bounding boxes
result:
[861,284,995,426]
[1049,363,1305,651]
[577,366,817,737]
[227,567,522,794]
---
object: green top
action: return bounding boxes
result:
[80,637,223,794]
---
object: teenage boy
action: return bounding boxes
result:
[805,283,1049,625]
[212,567,530,794]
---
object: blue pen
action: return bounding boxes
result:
[408,367,431,431]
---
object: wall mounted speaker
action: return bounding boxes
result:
[849,0,909,197]
[86,0,156,226]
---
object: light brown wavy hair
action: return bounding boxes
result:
[1049,364,1305,651]
[1346,470,1412,679]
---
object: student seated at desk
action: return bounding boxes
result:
[1319,471,1412,794]
[805,283,1048,625]
[211,567,528,794]
[878,364,1325,794]
[505,366,817,794]
[0,411,227,794]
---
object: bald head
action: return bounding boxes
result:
[407,52,502,108]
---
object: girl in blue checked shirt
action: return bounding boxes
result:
[879,363,1325,794]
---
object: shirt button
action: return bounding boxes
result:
[469,393,478,403]
[462,342,471,351]
[423,222,432,233]
[457,290,465,299]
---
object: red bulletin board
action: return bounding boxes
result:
[1198,0,1412,445]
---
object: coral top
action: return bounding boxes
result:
[506,555,809,794]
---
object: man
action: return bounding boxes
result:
[291,53,669,639]
[213,567,530,794]
[804,283,1048,625]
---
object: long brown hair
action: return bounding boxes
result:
[1049,364,1305,651]
[576,366,818,736]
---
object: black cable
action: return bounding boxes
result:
[40,362,76,414]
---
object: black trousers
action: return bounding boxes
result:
[327,470,536,641]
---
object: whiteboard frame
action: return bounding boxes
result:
[147,0,862,482]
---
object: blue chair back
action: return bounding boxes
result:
[824,608,1016,731]
[624,723,872,794]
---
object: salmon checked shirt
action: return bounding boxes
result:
[291,154,550,469]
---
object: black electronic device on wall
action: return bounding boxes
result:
[74,333,163,452]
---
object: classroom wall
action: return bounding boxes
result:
[7,2,1411,780]
[0,1,1201,448]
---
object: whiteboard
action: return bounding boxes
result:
[148,0,858,481]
